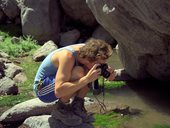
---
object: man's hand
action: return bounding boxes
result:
[107,66,115,81]
[84,64,101,83]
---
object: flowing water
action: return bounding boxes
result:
[97,49,170,128]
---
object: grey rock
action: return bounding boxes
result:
[23,115,94,128]
[0,60,5,78]
[11,37,21,44]
[21,0,60,43]
[0,9,6,23]
[0,57,11,63]
[4,63,23,79]
[0,98,56,123]
[0,77,18,95]
[13,72,27,83]
[114,69,134,81]
[87,0,170,81]
[0,0,20,19]
[60,0,96,26]
[59,29,80,47]
[0,52,9,58]
[33,40,58,61]
[92,25,117,47]
[0,97,94,124]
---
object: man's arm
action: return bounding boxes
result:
[54,51,88,98]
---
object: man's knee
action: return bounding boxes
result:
[71,66,85,81]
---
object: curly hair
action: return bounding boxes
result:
[79,38,113,62]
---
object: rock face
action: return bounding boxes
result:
[21,0,60,43]
[60,0,97,26]
[87,0,170,81]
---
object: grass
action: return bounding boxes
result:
[154,124,170,128]
[93,112,129,128]
[98,77,126,89]
[0,25,40,57]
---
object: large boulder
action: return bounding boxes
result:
[23,115,94,128]
[87,0,170,81]
[0,98,56,123]
[21,0,60,43]
[60,0,97,26]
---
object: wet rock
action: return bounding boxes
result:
[112,104,141,116]
[33,40,58,62]
[0,77,18,95]
[59,29,80,47]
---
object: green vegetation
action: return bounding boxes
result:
[98,77,126,89]
[154,124,170,128]
[0,25,40,57]
[93,112,129,128]
[0,25,40,106]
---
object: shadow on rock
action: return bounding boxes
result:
[48,116,94,128]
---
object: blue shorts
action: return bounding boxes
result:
[34,76,58,103]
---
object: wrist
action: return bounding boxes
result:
[81,76,89,85]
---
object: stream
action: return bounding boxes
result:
[96,49,170,128]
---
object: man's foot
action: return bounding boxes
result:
[71,96,95,123]
[51,100,82,126]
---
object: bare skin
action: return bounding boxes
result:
[51,44,115,103]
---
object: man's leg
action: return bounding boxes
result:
[70,67,95,122]
[52,66,88,126]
